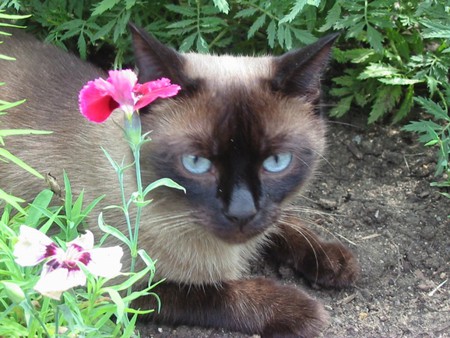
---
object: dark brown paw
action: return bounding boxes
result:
[259,282,329,338]
[299,241,360,288]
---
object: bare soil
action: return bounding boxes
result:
[138,115,450,338]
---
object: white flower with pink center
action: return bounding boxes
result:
[14,225,123,300]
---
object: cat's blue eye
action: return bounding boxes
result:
[262,152,292,173]
[181,155,212,174]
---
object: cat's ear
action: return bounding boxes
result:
[128,22,192,88]
[271,33,339,99]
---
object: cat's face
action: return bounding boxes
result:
[131,24,336,244]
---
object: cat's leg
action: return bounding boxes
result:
[268,220,359,288]
[135,278,328,337]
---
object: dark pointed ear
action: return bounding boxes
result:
[128,22,194,90]
[271,33,339,99]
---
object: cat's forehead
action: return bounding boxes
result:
[183,53,273,86]
[146,53,325,155]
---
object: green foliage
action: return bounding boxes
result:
[327,0,450,123]
[1,0,448,124]
[0,176,157,336]
[403,84,450,181]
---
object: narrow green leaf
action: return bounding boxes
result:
[333,48,375,63]
[143,178,185,197]
[378,78,422,85]
[91,0,121,16]
[234,8,257,19]
[421,20,450,39]
[0,148,43,179]
[290,28,316,45]
[0,129,52,137]
[0,13,31,20]
[167,19,197,29]
[82,195,105,220]
[425,139,439,146]
[114,266,153,291]
[196,34,209,53]
[414,96,450,122]
[165,4,196,17]
[0,189,25,214]
[104,287,125,322]
[368,86,402,124]
[0,54,15,61]
[212,0,229,14]
[277,24,285,48]
[0,99,26,112]
[77,33,87,60]
[25,189,54,228]
[179,33,197,52]
[247,14,266,39]
[366,24,383,53]
[71,190,85,224]
[329,96,353,117]
[138,249,156,269]
[359,63,399,79]
[93,20,116,40]
[63,172,73,220]
[98,212,131,248]
[284,27,293,50]
[319,2,341,32]
[392,85,414,123]
[280,0,308,24]
[267,20,276,48]
[120,313,138,337]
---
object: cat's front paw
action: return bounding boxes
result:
[299,241,360,289]
[258,280,329,338]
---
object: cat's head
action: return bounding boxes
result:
[129,24,337,244]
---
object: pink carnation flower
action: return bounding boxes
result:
[79,69,181,123]
[14,225,123,300]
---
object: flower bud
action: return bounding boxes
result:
[1,281,25,303]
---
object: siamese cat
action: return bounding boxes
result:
[0,24,359,337]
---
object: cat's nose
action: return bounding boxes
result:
[224,184,257,225]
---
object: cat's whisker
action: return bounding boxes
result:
[277,217,323,283]
[282,207,343,243]
[278,216,338,285]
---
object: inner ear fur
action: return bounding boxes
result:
[271,33,340,99]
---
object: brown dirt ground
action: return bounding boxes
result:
[137,114,450,338]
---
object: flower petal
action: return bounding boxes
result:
[134,78,181,110]
[34,267,87,300]
[85,246,123,278]
[68,231,94,251]
[79,78,119,123]
[14,226,56,266]
[106,69,137,115]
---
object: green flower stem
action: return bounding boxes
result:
[131,145,143,267]
[123,112,144,296]
[55,304,60,337]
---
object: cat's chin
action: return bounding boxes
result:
[211,229,266,244]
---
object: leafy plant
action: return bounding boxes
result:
[0,176,158,337]
[403,83,450,193]
[326,0,450,123]
[1,0,449,124]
